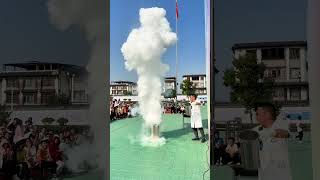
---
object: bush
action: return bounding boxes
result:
[57,118,69,126]
[41,117,55,125]
[35,125,90,134]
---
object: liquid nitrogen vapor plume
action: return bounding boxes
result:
[47,0,107,178]
[121,7,177,129]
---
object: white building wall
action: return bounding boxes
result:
[1,78,6,105]
[301,88,308,100]
[215,106,311,123]
[300,48,307,81]
[257,49,262,64]
[285,48,290,80]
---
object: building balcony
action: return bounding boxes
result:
[42,85,55,90]
[6,86,19,91]
[0,70,59,77]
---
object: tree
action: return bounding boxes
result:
[57,117,69,126]
[180,79,196,96]
[123,91,132,96]
[42,117,55,125]
[223,54,277,123]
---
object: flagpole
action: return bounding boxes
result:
[175,0,178,99]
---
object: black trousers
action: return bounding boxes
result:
[17,162,30,179]
[296,131,304,141]
[214,147,224,164]
[192,128,205,139]
[2,160,17,178]
[224,153,240,164]
[40,160,57,175]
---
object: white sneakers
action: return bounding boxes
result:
[56,160,65,175]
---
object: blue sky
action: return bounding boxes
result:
[0,0,89,66]
[0,0,306,102]
[110,0,206,84]
[111,0,306,101]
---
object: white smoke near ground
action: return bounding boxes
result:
[47,0,107,178]
[121,8,177,134]
[128,124,166,147]
[62,143,98,173]
[130,106,140,117]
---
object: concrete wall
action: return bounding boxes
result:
[215,106,311,123]
[10,108,89,125]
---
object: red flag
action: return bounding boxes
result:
[176,0,179,19]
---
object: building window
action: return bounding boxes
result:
[271,69,281,79]
[199,76,204,80]
[290,68,301,79]
[42,78,55,87]
[289,48,300,59]
[6,93,19,104]
[74,90,87,102]
[261,48,285,60]
[7,79,19,88]
[290,88,301,100]
[41,93,55,104]
[24,79,35,88]
[273,88,285,98]
[246,49,257,58]
[23,93,36,104]
[191,76,199,81]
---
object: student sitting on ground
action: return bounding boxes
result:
[36,138,58,177]
[1,140,17,179]
[225,137,240,165]
[16,142,30,179]
[49,135,65,175]
[25,138,37,169]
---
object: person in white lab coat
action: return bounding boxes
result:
[253,102,292,180]
[189,94,206,143]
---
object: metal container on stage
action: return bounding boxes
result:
[238,130,260,170]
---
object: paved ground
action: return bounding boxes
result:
[110,107,210,180]
[212,133,313,180]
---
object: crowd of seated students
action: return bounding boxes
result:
[162,103,186,114]
[213,131,241,166]
[110,99,137,121]
[0,117,90,180]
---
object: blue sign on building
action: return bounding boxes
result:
[286,112,311,120]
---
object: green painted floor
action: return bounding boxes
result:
[110,107,210,180]
[212,133,313,180]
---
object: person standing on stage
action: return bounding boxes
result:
[189,94,206,143]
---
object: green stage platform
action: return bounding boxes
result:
[110,107,210,180]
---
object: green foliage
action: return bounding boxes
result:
[42,117,55,125]
[123,91,132,96]
[57,117,69,126]
[180,79,196,96]
[223,54,276,123]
